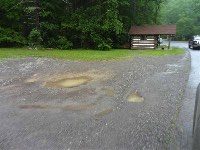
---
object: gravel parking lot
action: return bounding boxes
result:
[0,51,190,150]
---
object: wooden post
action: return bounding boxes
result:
[156,35,159,48]
[130,35,133,49]
[168,35,171,49]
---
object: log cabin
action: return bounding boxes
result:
[128,25,176,49]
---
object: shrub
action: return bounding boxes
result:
[97,42,112,50]
[56,36,73,50]
[28,29,42,49]
[0,27,25,47]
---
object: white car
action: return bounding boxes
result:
[189,35,200,49]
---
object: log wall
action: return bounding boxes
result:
[131,36,157,49]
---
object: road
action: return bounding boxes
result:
[0,44,191,150]
[163,41,200,149]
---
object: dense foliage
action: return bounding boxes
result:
[0,0,166,49]
[161,0,200,40]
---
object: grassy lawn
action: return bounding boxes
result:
[0,48,185,61]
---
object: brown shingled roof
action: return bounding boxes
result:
[128,25,176,35]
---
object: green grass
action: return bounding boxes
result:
[131,48,185,57]
[0,48,185,61]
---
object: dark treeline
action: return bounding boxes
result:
[0,0,164,49]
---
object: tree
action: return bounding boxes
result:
[0,0,25,46]
[161,0,200,39]
[0,0,166,49]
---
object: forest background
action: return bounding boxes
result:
[0,0,200,49]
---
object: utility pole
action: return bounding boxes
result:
[168,35,172,49]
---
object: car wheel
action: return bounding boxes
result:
[189,44,191,49]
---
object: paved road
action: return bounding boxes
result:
[163,41,200,149]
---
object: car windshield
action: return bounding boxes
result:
[194,36,200,40]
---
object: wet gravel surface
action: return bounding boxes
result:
[0,51,190,150]
[167,42,200,150]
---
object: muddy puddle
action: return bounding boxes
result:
[25,70,113,90]
[44,76,92,88]
[127,91,144,102]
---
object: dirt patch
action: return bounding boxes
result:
[44,76,92,88]
[19,103,96,111]
[62,103,96,111]
[19,104,50,109]
[127,91,144,102]
[102,88,115,97]
[25,74,39,83]
[25,70,113,89]
[0,84,22,93]
[95,108,113,117]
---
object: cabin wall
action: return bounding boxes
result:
[131,35,157,49]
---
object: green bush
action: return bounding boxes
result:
[56,36,73,50]
[90,32,112,50]
[46,38,56,48]
[0,27,25,47]
[97,42,112,50]
[28,29,42,49]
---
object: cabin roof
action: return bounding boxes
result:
[128,25,176,35]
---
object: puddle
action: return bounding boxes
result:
[127,91,144,102]
[25,70,113,89]
[45,76,92,88]
[95,108,113,117]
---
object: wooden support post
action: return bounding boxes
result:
[156,35,159,48]
[168,35,171,49]
[130,35,133,49]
